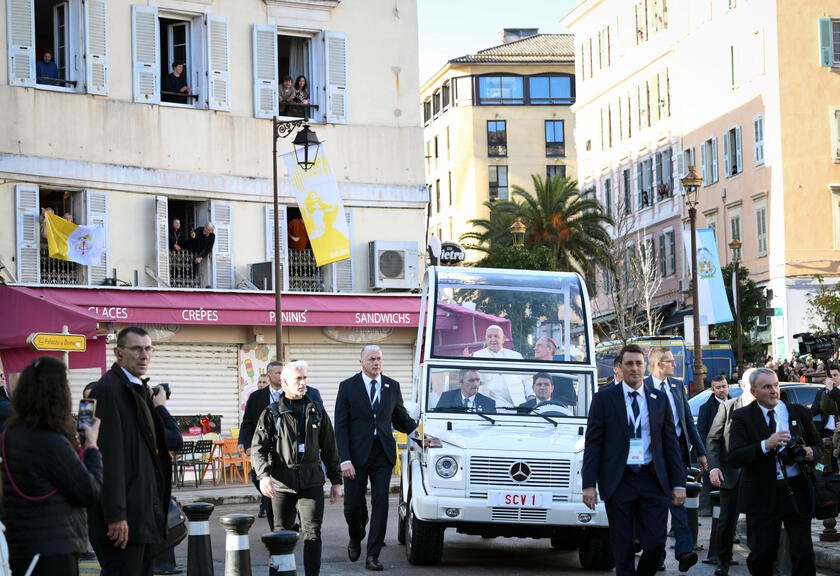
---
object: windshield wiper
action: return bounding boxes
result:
[433,406,495,424]
[497,406,558,427]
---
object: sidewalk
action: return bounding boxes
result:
[736,515,840,572]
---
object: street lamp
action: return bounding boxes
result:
[510,218,527,248]
[681,165,707,391]
[272,116,321,361]
[729,237,744,377]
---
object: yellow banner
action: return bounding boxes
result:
[281,145,350,267]
[43,211,77,261]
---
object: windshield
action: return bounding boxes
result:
[425,365,591,417]
[431,268,590,364]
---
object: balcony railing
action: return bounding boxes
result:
[40,246,79,285]
[288,248,323,292]
[170,250,201,288]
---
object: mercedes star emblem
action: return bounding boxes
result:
[509,461,531,483]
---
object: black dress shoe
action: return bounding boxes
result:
[714,563,730,576]
[365,556,384,571]
[348,539,361,562]
[678,551,698,572]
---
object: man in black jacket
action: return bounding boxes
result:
[334,345,417,571]
[251,360,342,576]
[88,326,174,576]
[186,223,215,277]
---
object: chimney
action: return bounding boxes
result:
[499,28,539,44]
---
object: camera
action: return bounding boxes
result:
[152,382,171,400]
[793,332,838,363]
[778,435,808,466]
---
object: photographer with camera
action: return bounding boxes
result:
[728,367,820,576]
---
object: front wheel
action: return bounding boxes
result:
[405,500,444,565]
[578,528,614,570]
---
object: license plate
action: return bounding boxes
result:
[488,491,546,508]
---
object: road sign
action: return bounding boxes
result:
[27,332,86,352]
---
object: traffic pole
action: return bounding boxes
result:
[220,514,254,576]
[184,502,214,576]
[685,481,702,549]
[703,490,721,564]
[262,530,299,576]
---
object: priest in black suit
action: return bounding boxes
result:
[728,367,820,576]
[334,345,417,571]
[436,369,495,412]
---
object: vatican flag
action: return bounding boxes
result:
[43,211,105,266]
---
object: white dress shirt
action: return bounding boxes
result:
[758,402,800,479]
[622,382,652,464]
[651,375,681,437]
[119,366,144,387]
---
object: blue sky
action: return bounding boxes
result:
[417,0,579,82]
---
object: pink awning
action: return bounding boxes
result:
[21,287,421,328]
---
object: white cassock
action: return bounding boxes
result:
[473,347,532,407]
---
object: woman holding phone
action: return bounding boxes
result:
[1,356,103,575]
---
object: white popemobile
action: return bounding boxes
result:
[397,267,613,569]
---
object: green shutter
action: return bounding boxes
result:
[819,18,833,66]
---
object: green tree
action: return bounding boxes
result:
[715,263,768,364]
[807,276,840,333]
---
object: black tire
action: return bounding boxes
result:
[405,501,444,565]
[550,535,577,550]
[578,528,614,570]
[397,477,407,545]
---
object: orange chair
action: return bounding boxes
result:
[214,438,249,484]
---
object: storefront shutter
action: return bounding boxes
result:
[206,14,231,111]
[324,31,348,124]
[155,196,170,286]
[286,343,414,418]
[211,200,233,289]
[144,343,240,433]
[253,24,278,119]
[132,4,160,104]
[7,0,35,87]
[85,190,109,286]
[84,0,109,95]
[15,184,40,284]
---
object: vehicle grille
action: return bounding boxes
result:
[469,456,572,488]
[490,507,549,523]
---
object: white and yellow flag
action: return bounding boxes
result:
[43,211,105,266]
[281,144,350,267]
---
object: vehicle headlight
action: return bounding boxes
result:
[435,456,458,479]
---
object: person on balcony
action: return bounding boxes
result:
[36,49,59,86]
[279,76,295,115]
[163,61,192,104]
[186,223,215,276]
[168,219,184,252]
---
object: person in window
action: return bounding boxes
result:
[163,61,192,104]
[436,369,495,413]
[186,223,215,278]
[168,219,184,252]
[519,373,554,409]
[287,218,309,251]
[36,49,59,85]
[279,76,295,115]
[288,75,310,117]
[470,326,533,407]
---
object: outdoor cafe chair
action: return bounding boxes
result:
[213,438,249,485]
[172,440,195,488]
[183,439,216,487]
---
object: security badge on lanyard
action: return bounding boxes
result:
[627,407,644,465]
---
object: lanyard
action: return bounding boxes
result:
[627,395,642,436]
[368,379,381,406]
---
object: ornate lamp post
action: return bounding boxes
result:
[272,117,321,361]
[681,165,707,390]
[729,237,744,378]
[510,218,527,248]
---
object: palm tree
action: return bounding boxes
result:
[461,175,613,274]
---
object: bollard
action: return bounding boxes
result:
[702,490,721,564]
[220,514,255,576]
[262,530,300,576]
[685,481,702,549]
[184,502,214,576]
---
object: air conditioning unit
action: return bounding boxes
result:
[249,261,276,291]
[680,277,691,293]
[368,240,419,290]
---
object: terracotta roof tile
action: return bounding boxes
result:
[449,34,575,64]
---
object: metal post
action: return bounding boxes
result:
[685,480,702,549]
[733,265,744,377]
[220,514,254,576]
[272,117,283,362]
[61,325,69,367]
[262,530,299,576]
[184,502,214,576]
[689,205,707,390]
[703,490,721,564]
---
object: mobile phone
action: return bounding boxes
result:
[77,399,96,431]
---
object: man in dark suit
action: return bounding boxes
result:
[519,372,553,409]
[812,363,840,439]
[583,344,686,576]
[706,368,755,576]
[334,345,418,571]
[436,368,495,412]
[728,367,820,576]
[87,327,173,576]
[644,347,706,571]
[185,222,215,276]
[697,374,730,516]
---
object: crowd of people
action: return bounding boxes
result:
[167,219,216,278]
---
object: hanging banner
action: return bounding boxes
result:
[281,144,350,266]
[682,228,734,326]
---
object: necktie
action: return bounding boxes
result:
[629,391,641,438]
[659,380,668,393]
[370,380,379,413]
[462,398,469,409]
[767,408,776,433]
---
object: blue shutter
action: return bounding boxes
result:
[819,18,833,67]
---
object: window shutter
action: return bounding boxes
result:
[132,4,159,104]
[15,184,39,284]
[324,31,348,124]
[754,117,763,165]
[650,74,660,122]
[723,131,731,177]
[85,190,109,285]
[155,195,170,286]
[334,209,353,292]
[734,125,742,174]
[636,162,643,207]
[210,200,233,289]
[84,0,109,95]
[819,18,833,66]
[712,136,719,182]
[700,142,707,185]
[7,0,35,87]
[678,150,686,176]
[265,205,287,290]
[668,231,676,274]
[253,24,278,119]
[835,110,840,159]
[658,233,666,276]
[207,14,231,111]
